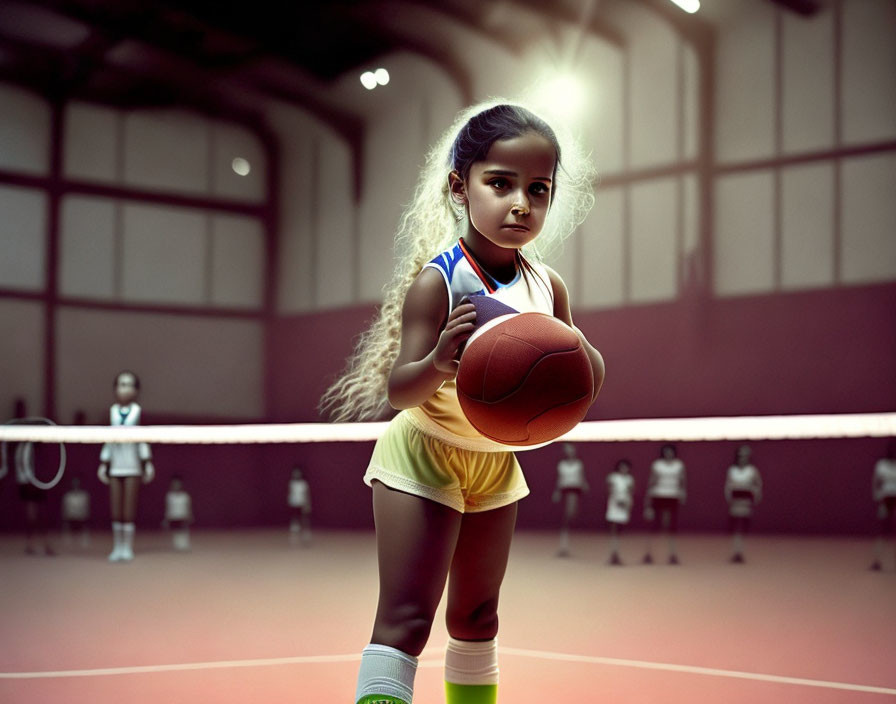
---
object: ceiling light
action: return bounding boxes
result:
[668,0,700,13]
[531,74,586,122]
[360,71,377,90]
[374,68,390,86]
[231,157,250,176]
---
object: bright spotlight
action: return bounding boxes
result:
[231,157,250,176]
[531,74,586,122]
[374,68,390,86]
[360,71,377,90]
[668,0,700,13]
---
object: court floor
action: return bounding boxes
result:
[2,530,894,703]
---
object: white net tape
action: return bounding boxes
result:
[1,413,894,445]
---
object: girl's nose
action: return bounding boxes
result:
[511,196,530,215]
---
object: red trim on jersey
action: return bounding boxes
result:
[457,238,497,294]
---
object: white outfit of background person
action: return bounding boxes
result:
[871,447,896,570]
[288,469,312,545]
[605,460,634,565]
[725,449,762,563]
[61,479,91,547]
[163,480,193,552]
[606,470,634,525]
[99,404,152,478]
[643,445,686,565]
[553,444,588,557]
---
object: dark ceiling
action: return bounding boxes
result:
[0,0,819,121]
[0,0,518,111]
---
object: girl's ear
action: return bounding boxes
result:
[448,170,467,205]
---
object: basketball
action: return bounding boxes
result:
[456,309,594,447]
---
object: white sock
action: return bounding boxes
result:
[355,644,417,702]
[123,523,135,550]
[174,530,190,550]
[112,522,124,550]
[445,637,499,686]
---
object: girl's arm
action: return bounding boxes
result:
[387,268,476,410]
[545,266,605,403]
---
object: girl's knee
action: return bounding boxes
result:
[446,598,500,641]
[372,609,435,656]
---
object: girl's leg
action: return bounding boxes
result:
[643,503,657,564]
[870,506,891,570]
[665,505,680,564]
[357,481,462,704]
[444,502,517,704]
[557,491,578,556]
[289,508,300,543]
[108,477,124,561]
[609,523,622,564]
[119,477,140,560]
[300,507,312,545]
[24,499,38,553]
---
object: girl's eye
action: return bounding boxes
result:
[530,183,550,196]
[489,178,509,190]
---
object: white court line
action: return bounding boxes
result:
[501,648,896,697]
[2,648,895,696]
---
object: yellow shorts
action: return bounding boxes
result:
[364,411,529,513]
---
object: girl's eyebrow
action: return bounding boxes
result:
[482,168,552,182]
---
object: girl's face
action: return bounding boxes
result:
[457,131,556,251]
[115,373,138,405]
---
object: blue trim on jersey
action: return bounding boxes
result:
[432,240,522,292]
[429,243,465,282]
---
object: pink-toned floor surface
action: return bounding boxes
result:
[2,530,894,703]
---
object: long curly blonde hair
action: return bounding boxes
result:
[319,98,597,421]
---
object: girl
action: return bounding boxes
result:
[605,459,634,565]
[870,438,896,571]
[321,102,603,704]
[97,370,154,562]
[2,399,55,556]
[724,444,762,563]
[61,476,91,548]
[162,474,193,551]
[287,465,312,546]
[642,443,686,565]
[552,442,589,557]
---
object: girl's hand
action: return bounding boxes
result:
[97,463,109,485]
[388,269,472,410]
[432,302,476,376]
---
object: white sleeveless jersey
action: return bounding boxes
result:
[62,490,90,520]
[165,490,192,521]
[424,240,554,314]
[649,458,685,498]
[726,464,761,494]
[288,479,311,507]
[607,472,634,503]
[408,240,556,452]
[99,403,152,477]
[556,458,586,489]
[606,471,634,523]
[875,459,896,497]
